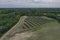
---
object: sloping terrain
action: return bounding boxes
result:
[0,16,27,40]
[26,25,60,40]
[9,32,34,40]
[0,16,59,40]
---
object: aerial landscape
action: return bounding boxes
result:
[0,8,60,40]
[0,0,60,40]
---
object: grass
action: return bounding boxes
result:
[41,21,60,28]
[26,21,60,40]
[29,20,60,32]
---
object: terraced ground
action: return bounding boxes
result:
[26,26,60,40]
[0,16,60,40]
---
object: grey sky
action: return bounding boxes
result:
[0,0,60,8]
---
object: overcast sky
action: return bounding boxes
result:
[0,0,60,8]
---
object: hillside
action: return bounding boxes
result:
[0,16,60,40]
[0,8,60,37]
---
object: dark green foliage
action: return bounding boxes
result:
[0,11,20,37]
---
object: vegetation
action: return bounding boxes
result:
[0,11,20,37]
[0,8,60,37]
[26,21,60,40]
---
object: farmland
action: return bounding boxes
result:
[0,8,60,40]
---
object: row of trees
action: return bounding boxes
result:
[1,8,59,22]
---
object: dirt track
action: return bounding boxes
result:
[0,16,27,40]
[9,32,33,40]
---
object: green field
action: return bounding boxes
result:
[26,21,60,40]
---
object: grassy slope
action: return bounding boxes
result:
[29,16,58,32]
[0,16,59,40]
[26,21,60,40]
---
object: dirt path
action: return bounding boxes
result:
[9,32,33,40]
[0,16,27,40]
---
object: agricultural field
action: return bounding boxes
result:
[0,8,60,40]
